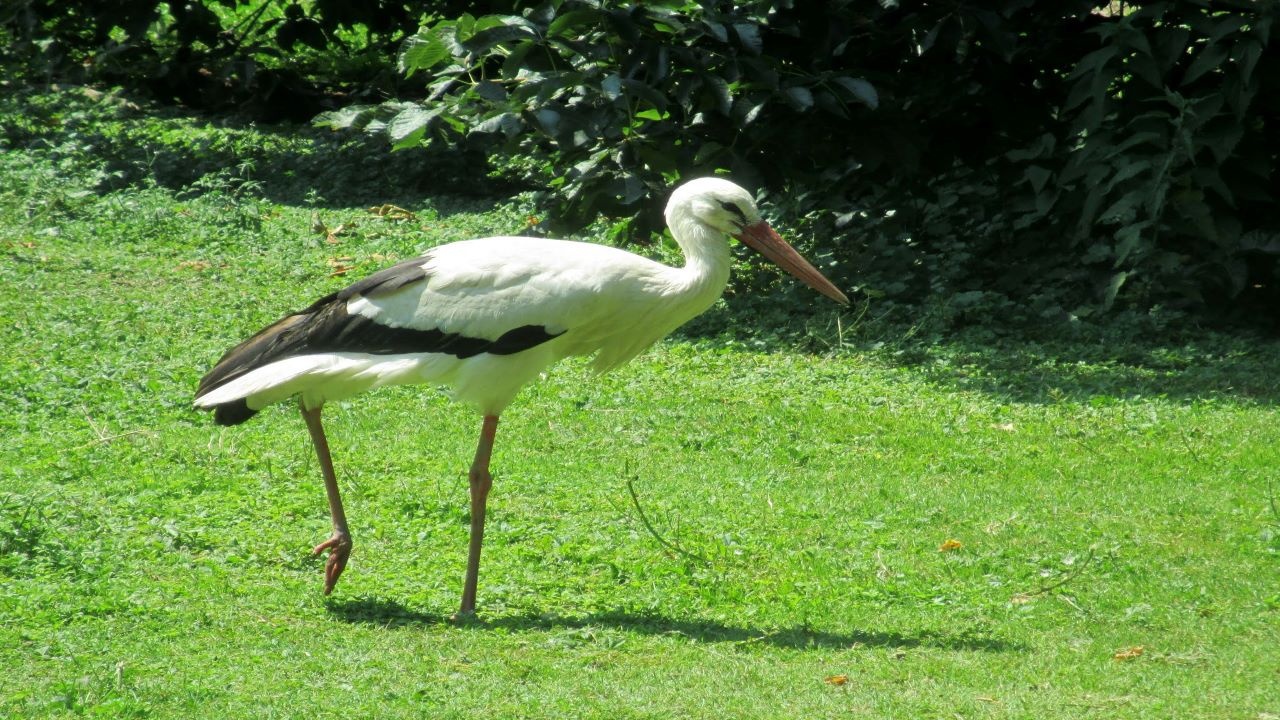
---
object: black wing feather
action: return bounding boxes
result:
[195,256,563,417]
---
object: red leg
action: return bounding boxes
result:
[300,402,352,595]
[457,414,499,617]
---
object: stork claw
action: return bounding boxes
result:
[312,530,352,595]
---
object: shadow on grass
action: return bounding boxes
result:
[884,332,1280,406]
[326,596,1018,653]
[4,84,521,211]
[680,296,1280,406]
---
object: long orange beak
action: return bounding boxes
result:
[734,221,850,305]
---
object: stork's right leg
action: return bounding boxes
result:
[457,414,499,618]
[300,402,352,595]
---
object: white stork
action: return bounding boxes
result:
[194,177,848,616]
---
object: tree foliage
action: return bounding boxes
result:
[317,1,886,239]
[2,0,439,119]
[315,0,1279,323]
[6,0,1279,325]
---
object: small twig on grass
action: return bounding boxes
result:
[1176,427,1202,464]
[76,407,155,449]
[1012,546,1096,603]
[733,628,781,646]
[1266,477,1280,525]
[74,428,154,450]
[624,470,711,566]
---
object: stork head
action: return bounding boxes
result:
[668,177,763,236]
[666,177,850,305]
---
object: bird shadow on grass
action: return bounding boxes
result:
[326,596,1019,653]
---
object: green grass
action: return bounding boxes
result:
[2,88,1279,719]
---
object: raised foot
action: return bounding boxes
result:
[312,530,352,595]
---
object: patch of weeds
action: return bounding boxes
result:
[0,493,83,577]
[29,664,151,719]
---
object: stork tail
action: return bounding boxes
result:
[194,311,316,425]
[212,398,257,426]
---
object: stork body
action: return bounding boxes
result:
[194,177,847,616]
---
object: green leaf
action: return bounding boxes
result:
[1024,165,1051,195]
[693,141,725,166]
[702,20,728,43]
[732,23,763,54]
[312,105,377,131]
[1231,38,1262,87]
[548,8,601,38]
[1113,221,1152,267]
[1127,52,1164,88]
[1105,159,1152,192]
[439,115,466,134]
[461,23,536,55]
[1004,133,1055,162]
[1199,121,1244,164]
[1192,167,1235,206]
[1108,131,1163,157]
[601,74,622,100]
[813,89,846,117]
[649,10,686,35]
[475,80,507,102]
[501,41,537,81]
[702,73,732,116]
[1102,270,1128,309]
[616,175,646,204]
[387,105,435,148]
[1064,75,1096,112]
[399,30,453,76]
[1077,185,1104,237]
[620,79,668,113]
[634,108,668,122]
[783,86,814,112]
[534,108,560,136]
[442,14,475,53]
[473,112,522,137]
[1068,46,1118,81]
[1099,189,1145,223]
[832,77,879,110]
[1182,41,1228,85]
[1154,26,1190,75]
[1208,15,1248,43]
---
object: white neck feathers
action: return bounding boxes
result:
[665,204,732,302]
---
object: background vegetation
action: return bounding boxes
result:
[5,0,1278,330]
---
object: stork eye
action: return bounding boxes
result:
[718,200,747,222]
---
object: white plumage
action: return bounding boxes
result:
[194,177,847,616]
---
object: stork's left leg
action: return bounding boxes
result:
[300,402,352,595]
[457,414,499,618]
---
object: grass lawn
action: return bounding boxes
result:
[2,89,1278,719]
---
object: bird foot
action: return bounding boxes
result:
[448,609,481,625]
[312,530,352,595]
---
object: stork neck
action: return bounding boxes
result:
[669,213,732,297]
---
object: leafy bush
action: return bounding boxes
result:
[1018,2,1279,317]
[316,1,881,241]
[318,0,1279,326]
[8,0,1279,326]
[2,0,438,119]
